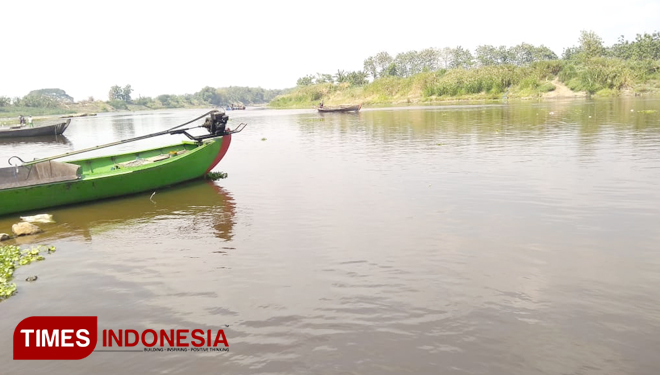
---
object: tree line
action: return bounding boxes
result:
[294,31,660,87]
[0,88,74,109]
[0,84,286,113]
[107,84,286,109]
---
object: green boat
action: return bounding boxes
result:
[0,110,245,217]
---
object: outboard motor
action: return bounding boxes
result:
[171,109,246,142]
[202,111,230,136]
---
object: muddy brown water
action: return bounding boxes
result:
[1,100,660,374]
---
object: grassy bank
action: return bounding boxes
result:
[0,101,110,124]
[269,59,660,108]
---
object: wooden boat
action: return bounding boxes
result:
[60,113,97,118]
[0,135,71,146]
[0,111,245,217]
[0,119,70,138]
[318,104,362,113]
[226,104,246,110]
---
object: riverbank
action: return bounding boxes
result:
[268,79,588,109]
[269,60,660,108]
[0,101,210,125]
[270,79,659,108]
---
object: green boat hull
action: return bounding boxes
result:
[0,135,231,217]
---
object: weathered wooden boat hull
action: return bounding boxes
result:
[318,105,361,113]
[0,135,231,217]
[0,119,71,138]
[0,135,71,146]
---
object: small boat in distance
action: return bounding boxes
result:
[226,104,246,110]
[0,110,246,217]
[0,119,71,138]
[60,113,97,118]
[318,104,362,113]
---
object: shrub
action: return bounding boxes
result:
[108,100,128,110]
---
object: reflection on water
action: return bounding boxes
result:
[110,114,136,139]
[1,101,660,375]
[4,180,237,244]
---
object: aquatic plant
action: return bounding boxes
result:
[206,171,228,180]
[0,245,55,300]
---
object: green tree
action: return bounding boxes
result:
[297,75,314,86]
[374,51,394,77]
[579,30,605,59]
[22,93,58,108]
[383,62,398,77]
[157,94,182,108]
[475,45,500,66]
[28,88,74,102]
[122,85,133,103]
[438,47,453,69]
[212,90,228,106]
[315,73,334,84]
[346,71,368,86]
[629,32,660,60]
[394,50,425,77]
[609,35,632,59]
[418,48,440,72]
[196,86,217,103]
[335,70,348,83]
[532,45,558,61]
[108,85,123,101]
[562,46,581,60]
[509,43,536,66]
[394,51,412,77]
[108,84,133,102]
[449,46,474,69]
[0,96,10,107]
[363,56,377,80]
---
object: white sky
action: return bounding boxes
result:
[2,0,659,101]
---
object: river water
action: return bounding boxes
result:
[1,99,660,374]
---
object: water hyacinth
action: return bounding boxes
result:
[0,245,55,300]
[205,171,228,180]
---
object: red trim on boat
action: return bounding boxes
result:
[205,134,232,173]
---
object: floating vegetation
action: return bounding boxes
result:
[637,110,657,114]
[261,138,267,141]
[0,245,56,300]
[206,171,228,180]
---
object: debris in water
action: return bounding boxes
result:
[20,214,54,223]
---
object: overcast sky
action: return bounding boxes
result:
[2,0,659,101]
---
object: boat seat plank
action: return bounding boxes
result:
[116,152,180,169]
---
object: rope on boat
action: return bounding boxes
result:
[16,110,221,167]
